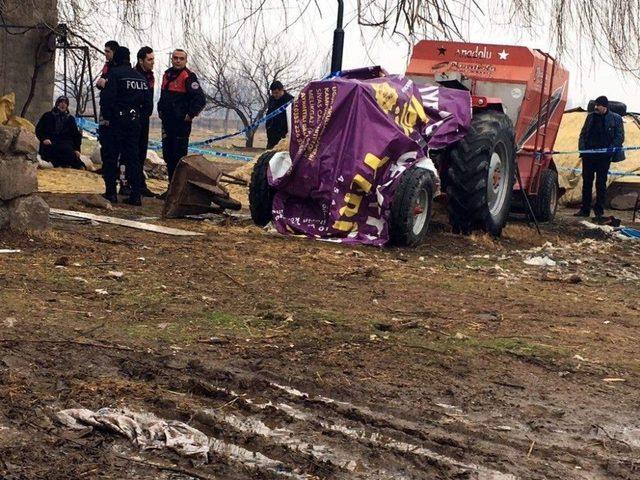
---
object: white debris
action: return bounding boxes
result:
[95,289,109,295]
[56,407,209,461]
[524,256,557,267]
[108,271,124,278]
[0,249,21,254]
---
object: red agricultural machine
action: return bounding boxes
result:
[249,41,569,245]
[406,40,569,235]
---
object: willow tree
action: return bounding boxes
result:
[57,0,640,75]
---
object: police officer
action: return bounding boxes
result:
[96,40,119,91]
[158,49,206,193]
[135,46,157,198]
[100,47,153,206]
[266,81,294,149]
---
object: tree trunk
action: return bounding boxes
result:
[0,0,58,122]
[245,129,256,148]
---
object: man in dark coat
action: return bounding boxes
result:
[35,96,84,169]
[134,46,157,198]
[575,95,625,220]
[265,81,294,149]
[157,49,206,192]
[100,46,153,205]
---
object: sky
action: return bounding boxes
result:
[88,0,640,111]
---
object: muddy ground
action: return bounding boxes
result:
[1,191,639,480]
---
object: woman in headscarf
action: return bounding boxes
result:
[35,96,85,169]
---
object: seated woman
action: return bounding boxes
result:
[35,96,85,169]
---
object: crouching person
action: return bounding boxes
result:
[100,46,153,205]
[35,96,85,169]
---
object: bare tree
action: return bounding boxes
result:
[55,1,640,75]
[192,35,314,148]
[54,48,100,115]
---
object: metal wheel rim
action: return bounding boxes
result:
[412,188,429,235]
[488,143,509,217]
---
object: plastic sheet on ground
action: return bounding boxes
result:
[56,407,210,461]
[270,66,471,246]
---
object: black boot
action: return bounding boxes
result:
[119,184,131,196]
[102,192,118,204]
[123,195,142,206]
[141,186,157,198]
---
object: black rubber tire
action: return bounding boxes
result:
[446,110,516,236]
[249,151,276,227]
[531,169,559,222]
[389,167,435,247]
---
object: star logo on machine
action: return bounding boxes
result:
[498,49,510,61]
[437,46,447,56]
[191,82,200,89]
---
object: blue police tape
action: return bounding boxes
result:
[557,166,640,178]
[76,117,254,162]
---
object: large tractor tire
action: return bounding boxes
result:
[389,167,435,247]
[249,151,276,226]
[446,110,516,236]
[531,168,559,222]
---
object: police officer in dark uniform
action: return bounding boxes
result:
[158,49,206,192]
[100,47,153,206]
[135,46,157,198]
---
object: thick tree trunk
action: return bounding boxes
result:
[245,129,256,148]
[0,0,58,122]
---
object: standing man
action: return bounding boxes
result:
[575,96,625,221]
[265,81,294,149]
[157,49,206,193]
[100,46,153,206]
[96,40,119,91]
[135,46,157,198]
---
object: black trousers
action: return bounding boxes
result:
[41,143,84,169]
[126,116,150,190]
[102,115,142,197]
[581,156,611,216]
[266,129,286,149]
[162,119,192,181]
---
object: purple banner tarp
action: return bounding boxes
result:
[268,67,472,246]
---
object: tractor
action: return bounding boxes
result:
[249,41,569,246]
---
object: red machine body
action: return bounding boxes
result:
[407,40,569,195]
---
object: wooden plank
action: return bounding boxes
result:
[50,209,204,237]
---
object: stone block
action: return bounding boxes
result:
[0,201,9,229]
[8,194,49,232]
[0,154,38,201]
[0,125,19,154]
[90,146,102,165]
[13,128,39,155]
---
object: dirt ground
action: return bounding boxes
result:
[1,183,640,479]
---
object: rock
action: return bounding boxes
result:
[144,150,168,180]
[78,194,112,210]
[0,201,8,229]
[0,125,19,153]
[90,146,102,166]
[8,195,50,232]
[0,154,38,201]
[79,155,95,171]
[12,128,39,155]
[524,256,557,267]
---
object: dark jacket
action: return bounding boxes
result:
[96,61,113,91]
[157,67,206,123]
[579,110,625,162]
[136,64,155,118]
[266,92,294,137]
[35,108,82,155]
[100,64,153,123]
